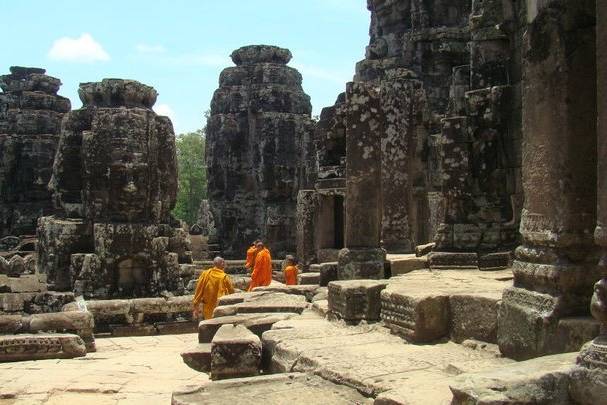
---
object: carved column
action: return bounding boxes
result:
[498,0,600,360]
[338,82,385,280]
[570,2,607,402]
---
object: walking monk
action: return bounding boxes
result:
[245,239,261,270]
[193,257,234,320]
[248,241,272,291]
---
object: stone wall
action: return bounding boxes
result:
[0,67,70,238]
[206,45,315,259]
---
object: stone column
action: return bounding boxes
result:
[570,2,607,402]
[498,0,601,360]
[337,82,385,280]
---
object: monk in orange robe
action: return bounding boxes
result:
[248,241,272,291]
[283,255,298,286]
[245,239,261,270]
[193,257,234,320]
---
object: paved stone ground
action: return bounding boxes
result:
[0,334,206,404]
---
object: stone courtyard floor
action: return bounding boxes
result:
[0,334,206,404]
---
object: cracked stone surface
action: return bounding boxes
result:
[263,314,514,403]
[0,333,205,404]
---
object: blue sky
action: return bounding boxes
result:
[1,0,370,134]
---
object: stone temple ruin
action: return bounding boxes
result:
[206,45,315,259]
[2,1,607,404]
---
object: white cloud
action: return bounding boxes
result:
[136,43,166,54]
[48,33,110,63]
[154,103,176,123]
[292,63,353,84]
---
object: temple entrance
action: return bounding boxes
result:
[315,194,345,261]
[115,256,149,297]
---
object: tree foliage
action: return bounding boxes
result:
[173,129,206,225]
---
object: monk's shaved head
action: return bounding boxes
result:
[213,256,225,268]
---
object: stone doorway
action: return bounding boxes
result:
[115,256,149,297]
[315,194,345,261]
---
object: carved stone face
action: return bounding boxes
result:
[108,153,149,222]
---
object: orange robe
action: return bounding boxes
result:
[248,248,272,291]
[245,245,257,269]
[193,267,234,320]
[283,265,298,285]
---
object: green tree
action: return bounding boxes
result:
[173,129,206,225]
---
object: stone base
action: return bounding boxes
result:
[498,287,598,360]
[328,280,388,323]
[210,324,261,380]
[570,338,607,405]
[337,247,385,280]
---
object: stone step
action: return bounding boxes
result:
[181,343,212,373]
[172,373,373,404]
[211,324,261,380]
[386,254,428,276]
[198,312,295,343]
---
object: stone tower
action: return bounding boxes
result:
[37,79,191,298]
[206,45,315,259]
[0,66,71,237]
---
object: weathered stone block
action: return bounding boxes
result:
[428,252,478,270]
[337,247,385,280]
[389,254,428,276]
[211,324,261,380]
[328,280,388,323]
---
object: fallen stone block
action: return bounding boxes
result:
[328,280,388,323]
[0,333,87,362]
[171,373,373,404]
[214,293,309,317]
[450,352,576,405]
[298,272,320,285]
[181,343,211,373]
[199,313,295,343]
[211,324,261,380]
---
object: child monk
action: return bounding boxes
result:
[283,255,299,286]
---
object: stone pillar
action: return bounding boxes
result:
[295,189,318,270]
[338,82,385,280]
[570,2,607,402]
[498,0,600,360]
